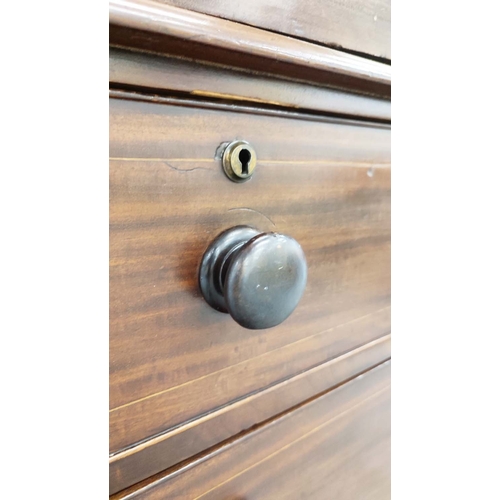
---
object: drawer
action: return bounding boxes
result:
[112,361,391,499]
[109,93,391,491]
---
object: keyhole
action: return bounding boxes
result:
[222,140,256,182]
[239,149,251,175]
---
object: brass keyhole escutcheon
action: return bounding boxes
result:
[222,140,257,182]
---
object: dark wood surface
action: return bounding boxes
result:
[110,93,391,456]
[110,335,390,494]
[112,361,391,499]
[109,0,391,98]
[110,48,391,122]
[159,0,391,60]
[110,0,391,494]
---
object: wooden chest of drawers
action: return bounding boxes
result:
[110,1,391,497]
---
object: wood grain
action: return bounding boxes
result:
[110,334,390,494]
[112,361,391,499]
[109,0,391,97]
[110,48,391,122]
[110,93,391,455]
[160,0,391,60]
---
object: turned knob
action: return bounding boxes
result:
[199,226,307,329]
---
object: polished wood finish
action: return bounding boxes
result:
[110,93,391,456]
[160,0,391,59]
[110,1,391,492]
[109,0,391,97]
[112,361,391,499]
[110,335,390,494]
[110,48,391,122]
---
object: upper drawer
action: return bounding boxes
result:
[109,94,391,457]
[159,0,391,60]
[109,0,391,99]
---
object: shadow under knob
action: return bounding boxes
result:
[199,226,307,329]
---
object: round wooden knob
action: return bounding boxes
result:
[199,226,307,329]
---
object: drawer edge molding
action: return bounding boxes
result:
[109,334,391,495]
[109,0,391,98]
[110,49,391,123]
[109,89,391,129]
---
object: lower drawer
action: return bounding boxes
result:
[113,361,391,499]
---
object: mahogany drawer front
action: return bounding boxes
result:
[113,361,391,499]
[109,95,390,464]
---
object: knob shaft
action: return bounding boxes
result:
[199,226,307,329]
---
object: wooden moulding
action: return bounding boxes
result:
[154,0,391,60]
[109,0,391,98]
[110,48,391,122]
[110,335,390,495]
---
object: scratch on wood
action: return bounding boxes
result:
[109,158,214,162]
[164,161,211,173]
[227,207,276,227]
